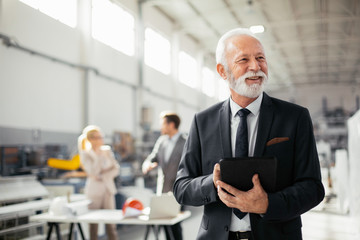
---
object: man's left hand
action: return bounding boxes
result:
[216,174,269,214]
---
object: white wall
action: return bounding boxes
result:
[0,48,84,132]
[0,1,84,133]
[88,72,135,134]
[0,0,216,140]
[268,84,360,117]
[1,0,358,142]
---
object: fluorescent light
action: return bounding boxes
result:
[249,25,265,34]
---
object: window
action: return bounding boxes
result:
[92,0,135,56]
[218,79,230,101]
[178,51,197,88]
[202,67,216,97]
[20,0,77,28]
[144,28,171,75]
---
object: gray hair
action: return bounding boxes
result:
[215,28,260,70]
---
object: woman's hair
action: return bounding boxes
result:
[78,125,101,151]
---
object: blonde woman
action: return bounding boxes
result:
[78,125,119,240]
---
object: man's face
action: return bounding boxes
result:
[225,35,268,98]
[160,118,170,135]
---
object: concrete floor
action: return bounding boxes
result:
[302,195,360,240]
[115,196,360,240]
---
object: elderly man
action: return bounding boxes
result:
[173,28,324,240]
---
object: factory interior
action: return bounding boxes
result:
[1,0,360,239]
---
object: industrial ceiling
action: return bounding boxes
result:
[142,0,360,91]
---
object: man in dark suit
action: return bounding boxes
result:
[142,111,186,240]
[173,28,325,240]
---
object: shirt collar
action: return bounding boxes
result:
[168,132,181,142]
[229,92,263,118]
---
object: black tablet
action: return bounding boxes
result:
[219,157,277,193]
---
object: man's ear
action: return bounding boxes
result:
[217,63,227,80]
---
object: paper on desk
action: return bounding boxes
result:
[67,199,91,216]
[123,207,143,218]
[77,210,125,222]
[49,197,91,217]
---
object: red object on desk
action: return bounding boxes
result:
[122,198,144,214]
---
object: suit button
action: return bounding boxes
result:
[224,226,229,232]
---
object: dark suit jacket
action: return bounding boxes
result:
[144,133,186,193]
[173,93,325,240]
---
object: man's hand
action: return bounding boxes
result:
[142,162,158,174]
[213,163,221,187]
[216,174,269,214]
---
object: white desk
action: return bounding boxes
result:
[30,209,191,240]
[0,199,50,219]
[0,194,87,237]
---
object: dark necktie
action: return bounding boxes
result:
[233,108,251,219]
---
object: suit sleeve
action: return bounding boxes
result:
[173,115,218,206]
[264,108,325,221]
[142,136,164,171]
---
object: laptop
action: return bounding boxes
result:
[140,193,181,220]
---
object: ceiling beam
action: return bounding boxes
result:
[265,15,360,29]
[283,55,360,64]
[176,14,360,33]
[289,66,358,76]
[140,0,186,7]
[222,0,243,25]
[268,79,360,89]
[288,0,310,83]
[185,0,221,38]
[264,37,360,49]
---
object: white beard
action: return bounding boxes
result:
[228,71,268,98]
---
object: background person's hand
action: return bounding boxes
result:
[142,162,158,174]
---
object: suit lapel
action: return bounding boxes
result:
[219,99,232,158]
[254,92,274,156]
[166,136,183,166]
[158,140,167,167]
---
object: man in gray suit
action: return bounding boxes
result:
[173,28,324,240]
[142,111,186,240]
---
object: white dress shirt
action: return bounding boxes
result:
[229,93,263,232]
[164,132,181,163]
